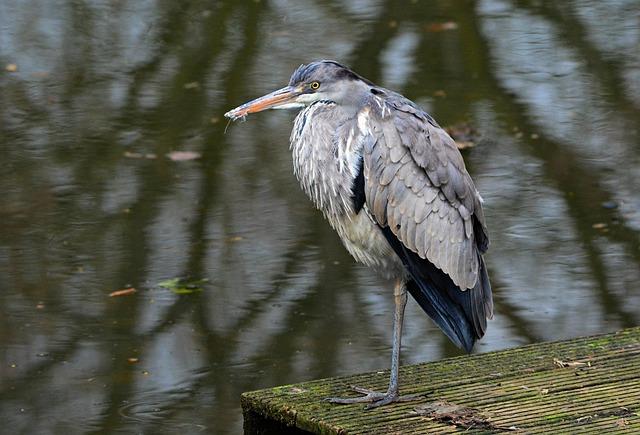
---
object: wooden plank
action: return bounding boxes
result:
[242,327,640,434]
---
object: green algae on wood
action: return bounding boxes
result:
[242,327,640,434]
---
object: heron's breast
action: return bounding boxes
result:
[329,209,405,279]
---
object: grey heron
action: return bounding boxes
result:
[225,60,493,408]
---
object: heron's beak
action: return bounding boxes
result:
[225,85,303,121]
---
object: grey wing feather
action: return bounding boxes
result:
[362,99,489,290]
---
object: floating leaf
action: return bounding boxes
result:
[446,122,480,150]
[158,277,208,294]
[124,151,157,159]
[426,21,458,32]
[5,63,17,72]
[109,287,137,297]
[166,151,201,161]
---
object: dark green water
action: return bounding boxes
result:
[1,0,639,433]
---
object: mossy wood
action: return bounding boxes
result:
[242,327,640,434]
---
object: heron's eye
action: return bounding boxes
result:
[310,81,320,90]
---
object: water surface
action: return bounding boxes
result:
[1,0,639,433]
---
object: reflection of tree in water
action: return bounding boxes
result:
[0,0,639,432]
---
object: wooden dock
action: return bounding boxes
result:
[242,327,640,433]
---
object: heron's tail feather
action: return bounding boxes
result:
[381,226,492,353]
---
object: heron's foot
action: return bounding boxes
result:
[325,385,424,409]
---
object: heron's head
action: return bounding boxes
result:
[224,60,373,121]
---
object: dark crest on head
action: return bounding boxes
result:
[288,60,374,86]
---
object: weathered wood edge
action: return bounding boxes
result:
[242,327,640,434]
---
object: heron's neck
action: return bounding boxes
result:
[290,102,365,218]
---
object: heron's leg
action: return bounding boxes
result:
[326,280,422,408]
[382,280,408,398]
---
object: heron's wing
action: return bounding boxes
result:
[361,100,492,345]
[362,102,488,290]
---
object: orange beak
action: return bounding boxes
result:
[225,86,302,120]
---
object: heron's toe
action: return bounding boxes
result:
[324,385,386,404]
[325,385,424,409]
